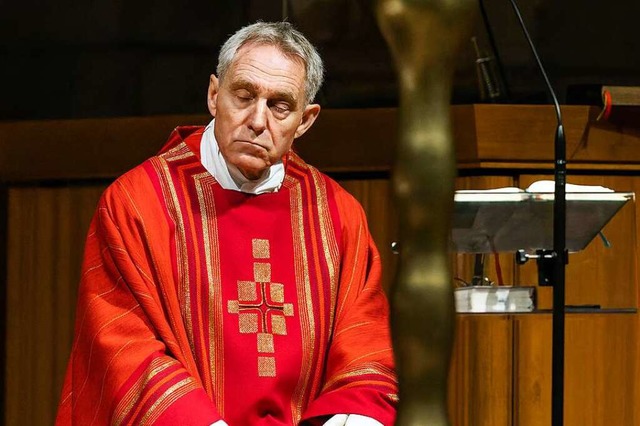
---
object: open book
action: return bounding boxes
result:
[455,180,620,202]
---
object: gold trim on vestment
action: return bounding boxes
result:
[287,174,315,422]
[152,152,194,351]
[309,168,340,329]
[112,356,178,425]
[194,170,226,412]
[139,377,198,425]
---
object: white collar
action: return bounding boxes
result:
[200,119,285,194]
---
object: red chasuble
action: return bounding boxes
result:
[56,127,397,425]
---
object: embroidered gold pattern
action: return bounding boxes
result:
[238,280,257,300]
[258,356,276,377]
[283,303,294,317]
[227,300,239,314]
[239,313,259,333]
[271,315,287,335]
[257,333,274,353]
[252,238,270,259]
[226,239,294,378]
[254,262,271,282]
[270,283,284,303]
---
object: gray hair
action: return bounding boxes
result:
[216,21,324,105]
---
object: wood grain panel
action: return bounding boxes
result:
[5,185,106,426]
[448,314,513,426]
[456,105,640,166]
[0,115,209,182]
[515,313,639,426]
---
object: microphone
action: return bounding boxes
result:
[472,36,505,102]
[477,0,512,101]
[504,1,567,425]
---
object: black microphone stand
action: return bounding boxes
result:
[475,0,569,423]
[506,2,567,426]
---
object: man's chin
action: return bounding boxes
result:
[236,164,270,181]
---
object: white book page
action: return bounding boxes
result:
[525,180,614,193]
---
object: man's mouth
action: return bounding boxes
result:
[238,140,268,151]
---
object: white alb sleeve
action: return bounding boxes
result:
[323,414,384,426]
[323,414,349,425]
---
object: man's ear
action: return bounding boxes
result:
[207,74,219,117]
[294,104,321,139]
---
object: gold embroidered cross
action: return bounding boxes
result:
[227,239,294,377]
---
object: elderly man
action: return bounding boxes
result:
[56,21,397,426]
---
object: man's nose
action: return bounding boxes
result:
[248,100,268,134]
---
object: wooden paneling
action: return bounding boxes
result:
[453,105,640,166]
[5,185,105,425]
[0,115,210,182]
[448,314,513,426]
[514,314,639,426]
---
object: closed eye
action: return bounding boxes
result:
[272,104,289,113]
[234,88,253,101]
[269,101,292,118]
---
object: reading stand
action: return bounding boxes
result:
[452,191,634,253]
[453,190,634,294]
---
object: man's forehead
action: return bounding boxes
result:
[236,41,304,65]
[225,44,306,99]
[229,42,306,80]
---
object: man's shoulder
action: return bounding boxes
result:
[158,125,205,155]
[101,126,205,206]
[115,125,205,187]
[99,161,155,209]
[287,151,364,212]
